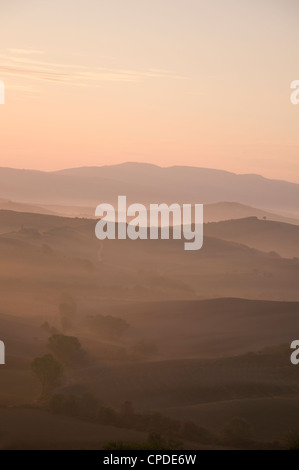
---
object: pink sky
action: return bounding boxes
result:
[0,0,299,182]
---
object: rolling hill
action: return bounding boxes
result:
[0,209,298,448]
[205,217,299,258]
[0,209,299,306]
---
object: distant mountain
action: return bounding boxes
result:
[1,163,299,215]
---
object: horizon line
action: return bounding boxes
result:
[0,161,298,186]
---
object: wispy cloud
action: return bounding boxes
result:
[0,49,186,88]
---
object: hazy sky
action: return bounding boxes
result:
[0,0,298,182]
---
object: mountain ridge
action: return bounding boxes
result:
[1,163,299,215]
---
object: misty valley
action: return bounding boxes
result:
[0,165,299,450]
[1,0,299,454]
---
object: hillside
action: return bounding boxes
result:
[204,202,299,225]
[0,210,299,305]
[205,217,299,258]
[0,209,298,449]
[0,408,148,450]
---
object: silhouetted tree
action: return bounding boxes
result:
[31,354,62,399]
[47,334,86,366]
[97,406,119,426]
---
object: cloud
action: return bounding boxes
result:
[0,49,186,88]
[0,65,74,84]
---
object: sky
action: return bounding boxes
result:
[0,0,298,182]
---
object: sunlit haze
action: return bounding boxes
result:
[0,0,298,182]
